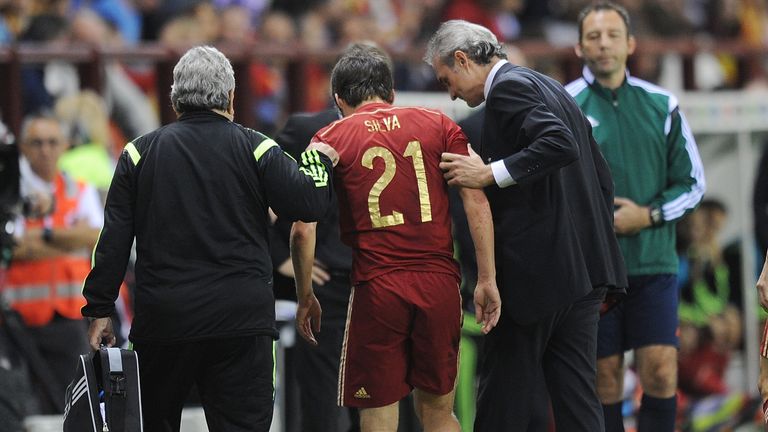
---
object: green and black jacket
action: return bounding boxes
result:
[567,67,705,276]
[82,110,333,343]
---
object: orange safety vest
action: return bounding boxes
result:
[4,172,93,327]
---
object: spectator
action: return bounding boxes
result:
[217,4,255,45]
[54,90,116,192]
[677,200,742,398]
[3,113,102,414]
[70,0,142,44]
[69,9,160,142]
[18,14,76,116]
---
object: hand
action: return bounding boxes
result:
[87,317,116,351]
[296,293,322,345]
[440,144,494,188]
[474,279,501,334]
[24,191,54,218]
[307,141,339,167]
[613,197,651,235]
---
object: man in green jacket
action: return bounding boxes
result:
[566,3,705,431]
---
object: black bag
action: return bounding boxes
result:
[63,347,143,432]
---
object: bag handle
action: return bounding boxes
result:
[99,347,127,432]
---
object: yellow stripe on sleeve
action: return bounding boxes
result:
[124,142,141,165]
[253,139,279,161]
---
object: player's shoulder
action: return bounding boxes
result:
[389,106,458,129]
[314,115,350,142]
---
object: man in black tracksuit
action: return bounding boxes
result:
[82,46,336,432]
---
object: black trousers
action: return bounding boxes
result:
[474,287,606,432]
[290,274,360,432]
[133,335,275,432]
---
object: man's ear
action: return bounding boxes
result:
[334,93,351,117]
[227,89,235,115]
[574,43,583,59]
[627,35,636,56]
[454,50,470,69]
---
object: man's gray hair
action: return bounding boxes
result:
[424,20,507,67]
[20,112,68,143]
[170,46,235,114]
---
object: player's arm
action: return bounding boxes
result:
[459,186,500,333]
[290,221,322,345]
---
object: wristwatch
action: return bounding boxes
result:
[649,205,663,227]
[42,227,53,243]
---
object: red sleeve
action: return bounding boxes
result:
[444,115,470,156]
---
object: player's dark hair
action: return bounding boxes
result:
[331,43,394,108]
[577,2,632,41]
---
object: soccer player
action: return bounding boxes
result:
[290,43,499,432]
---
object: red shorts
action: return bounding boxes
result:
[338,270,462,408]
[762,320,768,358]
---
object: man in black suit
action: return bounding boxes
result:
[454,107,553,432]
[426,20,627,431]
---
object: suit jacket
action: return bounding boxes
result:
[481,63,627,325]
[276,109,341,160]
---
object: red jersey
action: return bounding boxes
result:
[311,102,468,284]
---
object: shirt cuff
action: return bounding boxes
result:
[491,160,516,188]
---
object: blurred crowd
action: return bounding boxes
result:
[1,0,768,137]
[4,0,768,431]
[0,0,764,48]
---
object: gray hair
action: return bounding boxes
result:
[20,112,68,144]
[424,20,507,67]
[170,46,235,114]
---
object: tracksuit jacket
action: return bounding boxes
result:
[82,110,333,343]
[566,67,705,276]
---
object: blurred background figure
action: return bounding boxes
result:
[676,200,742,396]
[2,113,102,415]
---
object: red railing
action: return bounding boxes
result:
[0,38,765,136]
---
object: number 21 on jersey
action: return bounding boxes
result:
[361,140,432,228]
